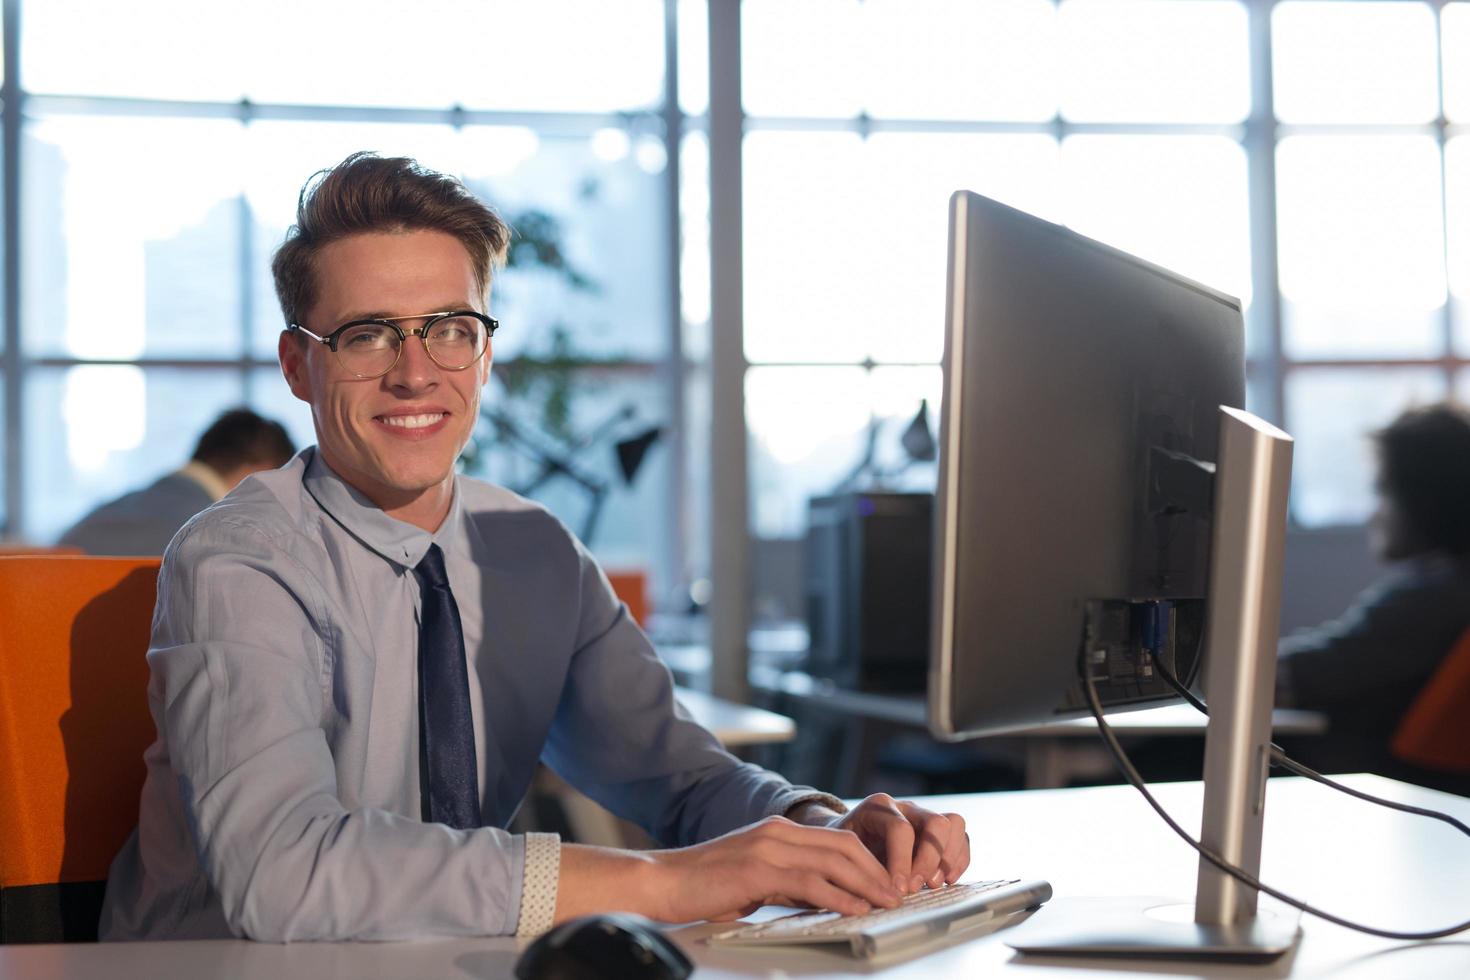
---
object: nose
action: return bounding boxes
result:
[382,325,440,394]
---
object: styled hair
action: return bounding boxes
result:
[192,408,296,472]
[271,152,510,329]
[1375,402,1470,556]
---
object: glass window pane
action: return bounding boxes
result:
[460,1,665,112]
[742,0,864,118]
[863,0,1057,122]
[1285,367,1446,527]
[1276,136,1445,359]
[248,1,665,112]
[867,133,1060,364]
[1060,135,1252,303]
[744,132,869,363]
[747,366,870,537]
[25,116,246,360]
[25,367,246,543]
[29,0,664,109]
[1273,1,1439,124]
[1059,0,1249,123]
[679,0,709,116]
[24,0,246,100]
[1449,137,1470,356]
[1448,4,1470,123]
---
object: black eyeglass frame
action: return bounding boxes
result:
[287,310,499,379]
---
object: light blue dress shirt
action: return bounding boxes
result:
[100,448,834,942]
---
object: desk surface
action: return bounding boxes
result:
[675,686,795,746]
[6,776,1467,978]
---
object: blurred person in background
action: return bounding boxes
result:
[58,407,295,556]
[1277,402,1470,792]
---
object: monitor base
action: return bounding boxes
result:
[1006,896,1302,962]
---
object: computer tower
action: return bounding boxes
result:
[804,492,933,692]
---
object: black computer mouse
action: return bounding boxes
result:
[514,913,694,980]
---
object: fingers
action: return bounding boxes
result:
[776,870,874,918]
[764,818,899,905]
[881,809,916,893]
[940,815,970,884]
[746,819,901,913]
[897,802,963,890]
[766,837,901,912]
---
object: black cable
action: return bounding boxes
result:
[1080,649,1470,941]
[1147,653,1470,839]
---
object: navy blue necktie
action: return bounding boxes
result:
[415,543,482,829]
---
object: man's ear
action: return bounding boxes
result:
[278,330,314,403]
[477,342,493,386]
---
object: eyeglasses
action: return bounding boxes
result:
[288,310,498,380]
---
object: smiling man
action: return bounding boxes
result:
[99,153,969,943]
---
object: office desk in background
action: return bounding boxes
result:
[5,776,1466,978]
[748,664,1328,792]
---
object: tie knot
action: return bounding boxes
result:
[414,543,450,589]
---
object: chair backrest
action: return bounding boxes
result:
[0,557,160,943]
[606,569,650,628]
[1392,625,1470,773]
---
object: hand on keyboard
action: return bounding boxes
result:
[786,792,972,895]
[643,815,905,923]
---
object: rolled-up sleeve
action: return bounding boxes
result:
[539,540,835,847]
[151,520,530,941]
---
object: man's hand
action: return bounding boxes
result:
[635,815,905,922]
[787,794,971,895]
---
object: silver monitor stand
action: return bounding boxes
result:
[1009,406,1304,961]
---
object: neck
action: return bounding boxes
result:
[379,483,454,533]
[315,447,455,534]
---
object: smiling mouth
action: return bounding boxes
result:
[377,412,447,429]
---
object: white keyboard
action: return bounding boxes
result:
[708,878,1053,957]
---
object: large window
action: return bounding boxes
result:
[738,0,1469,621]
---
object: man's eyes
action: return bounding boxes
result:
[342,328,392,348]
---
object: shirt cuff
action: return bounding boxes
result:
[514,832,561,939]
[773,790,849,820]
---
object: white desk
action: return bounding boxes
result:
[675,687,796,747]
[6,776,1467,978]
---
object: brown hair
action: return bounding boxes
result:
[271,151,510,329]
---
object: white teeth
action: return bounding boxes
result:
[380,413,445,429]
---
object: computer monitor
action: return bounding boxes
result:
[929,190,1299,959]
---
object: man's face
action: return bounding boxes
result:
[278,229,491,517]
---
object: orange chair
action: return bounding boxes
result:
[0,557,160,943]
[606,569,650,628]
[1392,626,1470,773]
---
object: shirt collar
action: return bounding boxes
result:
[301,447,464,570]
[176,461,231,502]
